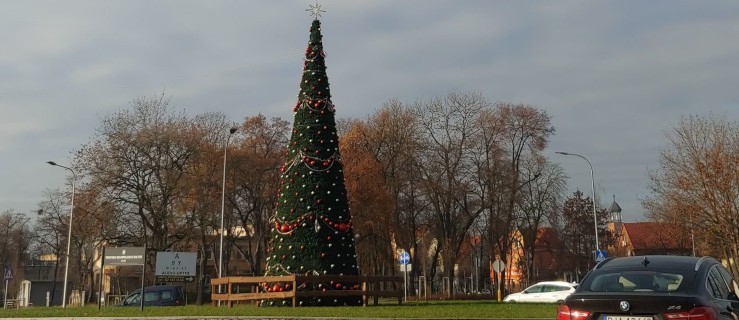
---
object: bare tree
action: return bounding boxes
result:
[476,102,554,292]
[229,115,289,276]
[341,120,396,276]
[413,91,488,287]
[351,101,428,277]
[76,93,201,253]
[644,114,739,278]
[516,156,566,283]
[35,189,70,305]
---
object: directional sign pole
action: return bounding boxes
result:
[98,246,105,310]
[4,266,12,310]
[399,250,410,302]
[140,245,146,312]
[3,278,7,310]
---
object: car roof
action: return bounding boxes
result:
[595,255,717,271]
[534,281,576,286]
[131,285,181,294]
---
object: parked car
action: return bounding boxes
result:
[558,255,739,320]
[119,285,185,307]
[504,281,577,303]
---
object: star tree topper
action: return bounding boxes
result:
[306,0,325,20]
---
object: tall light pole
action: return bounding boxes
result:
[47,161,76,308]
[555,152,600,252]
[218,127,238,279]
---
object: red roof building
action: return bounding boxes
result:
[606,196,694,257]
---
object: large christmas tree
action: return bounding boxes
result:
[262,3,361,306]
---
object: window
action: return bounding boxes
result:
[707,267,731,300]
[526,285,543,293]
[585,271,685,292]
[161,290,172,301]
[123,293,140,305]
[144,291,159,302]
[716,266,739,300]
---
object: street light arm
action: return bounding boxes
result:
[556,152,600,251]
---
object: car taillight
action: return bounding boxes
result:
[558,304,591,320]
[664,307,717,320]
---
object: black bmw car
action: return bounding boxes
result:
[558,255,739,320]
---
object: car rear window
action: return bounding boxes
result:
[583,269,693,292]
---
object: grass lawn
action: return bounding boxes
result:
[0,300,558,319]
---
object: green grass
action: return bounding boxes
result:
[0,300,558,319]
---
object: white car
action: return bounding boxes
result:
[503,281,577,303]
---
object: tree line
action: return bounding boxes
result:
[3,91,736,303]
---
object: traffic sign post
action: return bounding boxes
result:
[399,250,410,302]
[3,266,13,310]
[491,259,505,302]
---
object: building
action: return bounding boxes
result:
[606,195,694,257]
[505,227,577,291]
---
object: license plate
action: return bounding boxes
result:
[605,316,652,320]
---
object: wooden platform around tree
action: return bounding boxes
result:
[210,274,404,307]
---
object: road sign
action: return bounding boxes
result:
[594,250,607,262]
[155,252,196,282]
[491,259,506,273]
[399,251,410,265]
[105,247,146,266]
[3,267,12,280]
[400,263,412,272]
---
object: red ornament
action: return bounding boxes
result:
[272,284,281,292]
[284,283,292,291]
[335,283,342,289]
[280,224,290,232]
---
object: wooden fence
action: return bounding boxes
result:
[211,275,403,307]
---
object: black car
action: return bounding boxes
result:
[558,255,739,320]
[119,285,185,307]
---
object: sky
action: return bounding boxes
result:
[2,1,738,223]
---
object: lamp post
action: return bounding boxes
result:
[46,161,76,308]
[218,127,238,279]
[555,152,600,252]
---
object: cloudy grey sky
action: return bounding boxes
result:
[2,1,738,222]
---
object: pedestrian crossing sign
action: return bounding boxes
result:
[3,266,12,280]
[594,250,607,262]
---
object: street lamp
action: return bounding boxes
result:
[555,152,600,252]
[47,161,76,308]
[218,127,238,279]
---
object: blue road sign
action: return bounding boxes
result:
[3,266,12,280]
[594,250,607,262]
[399,251,411,265]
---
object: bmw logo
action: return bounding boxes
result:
[620,301,630,312]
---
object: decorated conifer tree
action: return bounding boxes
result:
[262,3,361,306]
